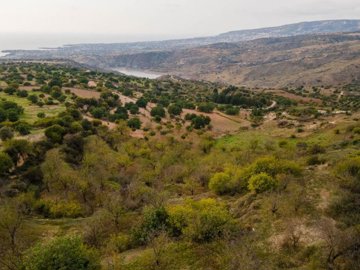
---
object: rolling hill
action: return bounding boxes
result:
[3,20,360,88]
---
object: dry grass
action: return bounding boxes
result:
[65,88,101,99]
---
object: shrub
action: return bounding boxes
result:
[0,152,14,175]
[307,155,325,166]
[243,156,302,179]
[0,126,14,141]
[308,144,326,154]
[208,172,233,195]
[151,105,166,118]
[127,117,141,130]
[168,104,183,116]
[69,122,83,134]
[168,199,233,243]
[4,139,32,164]
[133,206,169,245]
[224,106,240,115]
[27,94,39,104]
[185,113,197,121]
[7,109,20,122]
[136,97,148,108]
[47,200,84,218]
[108,233,132,253]
[17,90,28,97]
[248,173,278,193]
[336,157,360,180]
[0,108,7,122]
[197,103,215,113]
[45,124,66,144]
[22,236,100,270]
[113,107,129,120]
[15,122,32,135]
[90,107,106,119]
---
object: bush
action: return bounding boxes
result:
[90,107,106,119]
[4,87,17,95]
[308,144,326,154]
[22,236,100,270]
[127,117,141,130]
[197,103,215,113]
[133,206,169,245]
[69,122,83,134]
[47,200,84,218]
[209,172,233,195]
[0,152,14,175]
[0,126,14,141]
[15,122,32,135]
[168,104,183,116]
[307,155,325,166]
[7,109,20,122]
[189,115,211,129]
[336,157,360,180]
[45,124,66,144]
[17,90,28,97]
[0,108,7,122]
[28,94,39,104]
[4,139,32,164]
[248,173,278,193]
[224,106,240,115]
[242,156,302,179]
[151,105,166,118]
[108,233,132,253]
[136,97,148,108]
[168,199,233,243]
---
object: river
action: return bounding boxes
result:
[114,68,163,79]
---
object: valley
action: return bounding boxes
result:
[0,17,360,270]
[0,61,359,269]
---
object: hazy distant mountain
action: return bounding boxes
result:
[3,20,360,87]
[216,20,360,42]
[4,20,360,57]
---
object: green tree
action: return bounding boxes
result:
[136,97,148,108]
[168,104,183,116]
[22,236,100,270]
[151,106,166,118]
[90,107,106,119]
[45,125,66,144]
[191,115,211,129]
[197,103,215,113]
[127,117,141,130]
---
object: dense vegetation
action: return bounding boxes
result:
[0,62,359,270]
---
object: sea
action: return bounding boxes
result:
[114,68,162,79]
[0,33,166,78]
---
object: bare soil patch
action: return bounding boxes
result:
[65,88,101,99]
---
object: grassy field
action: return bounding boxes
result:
[0,92,66,124]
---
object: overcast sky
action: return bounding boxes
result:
[1,0,360,39]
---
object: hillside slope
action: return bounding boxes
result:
[109,33,360,87]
